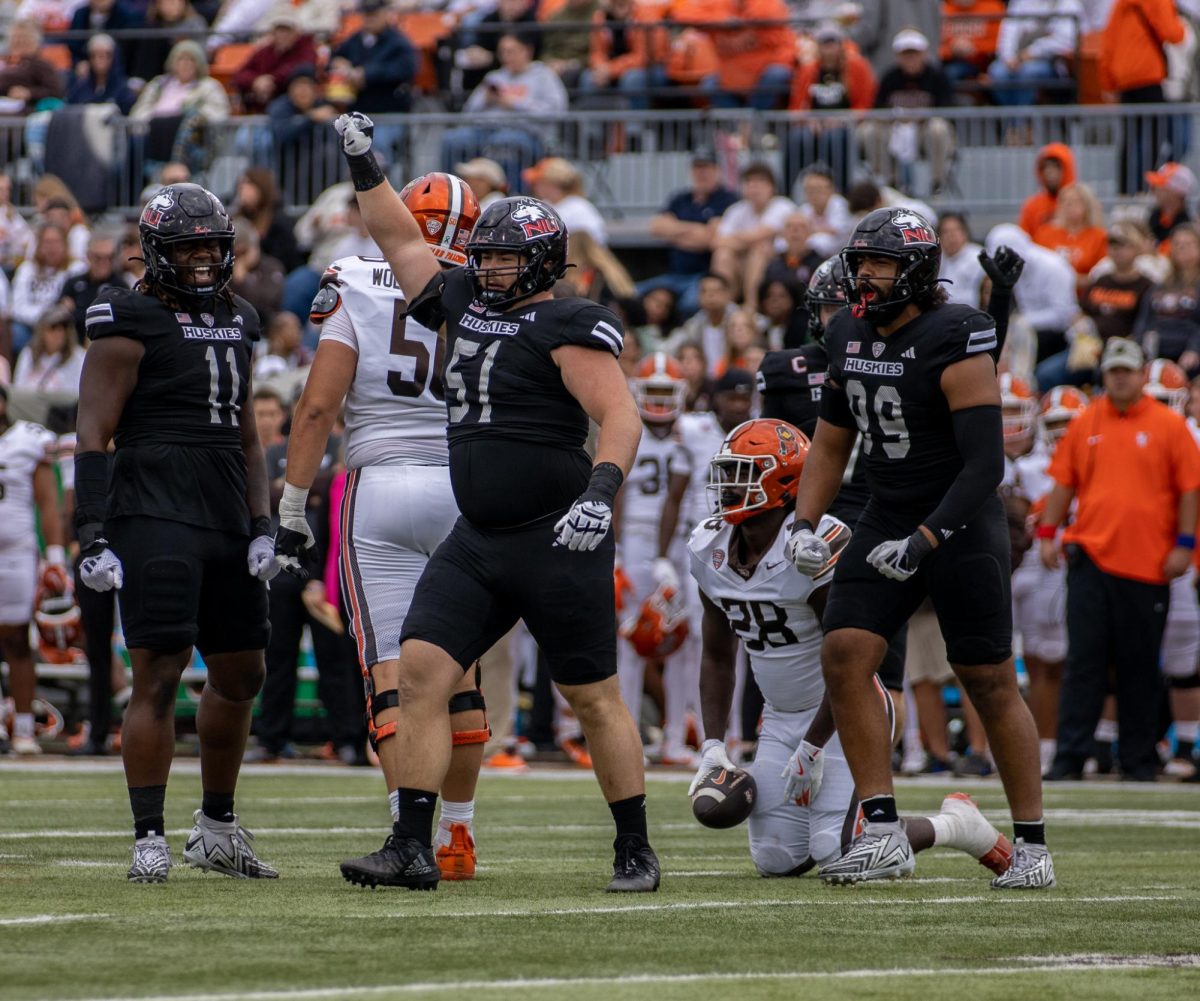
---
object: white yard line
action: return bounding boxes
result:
[38,953,1200,1001]
[0,913,109,926]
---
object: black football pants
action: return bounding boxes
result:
[1055,548,1168,779]
[75,556,117,740]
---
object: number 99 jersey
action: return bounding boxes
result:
[689,511,850,713]
[820,303,998,515]
[315,257,448,467]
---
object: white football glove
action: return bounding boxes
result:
[866,529,934,582]
[652,556,680,593]
[688,738,738,797]
[781,739,825,807]
[786,523,830,576]
[248,534,280,582]
[334,111,374,156]
[80,548,123,592]
[553,499,613,551]
[274,484,316,579]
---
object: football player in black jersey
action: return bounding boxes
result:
[330,112,656,892]
[787,208,1054,889]
[74,183,278,883]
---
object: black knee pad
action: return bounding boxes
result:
[1170,673,1200,690]
[448,689,487,716]
[136,558,198,651]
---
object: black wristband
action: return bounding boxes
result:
[346,151,386,192]
[580,462,624,506]
[77,521,108,556]
[790,519,815,535]
[906,528,935,563]
[251,516,271,539]
[73,451,110,527]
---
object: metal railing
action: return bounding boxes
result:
[1,102,1195,228]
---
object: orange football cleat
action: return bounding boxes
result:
[484,749,528,771]
[560,737,593,769]
[436,822,476,880]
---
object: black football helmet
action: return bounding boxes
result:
[805,255,846,341]
[464,196,568,308]
[138,183,235,303]
[840,207,941,325]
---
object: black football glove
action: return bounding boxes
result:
[978,245,1025,292]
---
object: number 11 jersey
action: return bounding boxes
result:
[821,302,998,515]
[411,267,625,530]
[317,256,448,468]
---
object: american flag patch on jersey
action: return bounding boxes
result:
[847,341,860,354]
[85,302,114,328]
[966,327,998,354]
[175,312,191,323]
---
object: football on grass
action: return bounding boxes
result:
[690,766,757,829]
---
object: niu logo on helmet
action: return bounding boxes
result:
[511,203,559,239]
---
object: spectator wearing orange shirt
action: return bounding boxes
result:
[671,0,796,110]
[940,0,1006,85]
[1018,142,1076,237]
[1033,182,1108,284]
[1100,0,1186,193]
[786,22,875,191]
[1040,336,1200,781]
[579,0,668,111]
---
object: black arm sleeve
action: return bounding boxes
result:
[407,271,447,330]
[921,405,1005,540]
[73,451,110,526]
[818,380,856,429]
[986,285,1012,358]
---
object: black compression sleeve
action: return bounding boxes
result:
[986,286,1012,357]
[921,405,1005,540]
[73,450,109,526]
[581,462,624,505]
[819,381,856,428]
[346,151,386,192]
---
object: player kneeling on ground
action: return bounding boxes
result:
[689,418,1013,878]
[74,184,277,883]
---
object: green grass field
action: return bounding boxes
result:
[1,763,1198,1001]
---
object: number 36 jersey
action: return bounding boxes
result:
[317,257,447,468]
[821,303,998,514]
[411,267,625,530]
[689,511,850,713]
[86,286,260,534]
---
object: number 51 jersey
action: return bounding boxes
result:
[689,511,850,713]
[821,302,998,516]
[316,256,448,468]
[85,285,260,534]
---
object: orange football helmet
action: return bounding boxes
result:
[707,418,808,524]
[35,565,83,666]
[399,172,481,267]
[999,373,1037,446]
[630,352,687,424]
[621,584,689,658]
[1145,358,1188,412]
[1039,385,1088,445]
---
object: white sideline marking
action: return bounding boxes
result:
[56,860,117,868]
[39,953,1200,1001]
[0,913,109,926]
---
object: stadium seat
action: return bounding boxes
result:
[41,44,72,74]
[210,42,257,90]
[398,12,454,95]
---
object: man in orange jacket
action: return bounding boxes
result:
[1100,0,1186,193]
[1018,142,1076,237]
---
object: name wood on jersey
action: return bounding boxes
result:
[371,266,400,289]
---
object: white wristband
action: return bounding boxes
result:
[45,544,67,567]
[279,482,309,521]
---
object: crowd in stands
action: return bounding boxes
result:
[3,0,1200,781]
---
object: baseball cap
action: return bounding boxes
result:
[892,28,929,53]
[455,157,508,190]
[1100,337,1145,372]
[360,0,391,11]
[1145,162,1197,198]
[815,22,845,43]
[521,157,579,189]
[692,147,718,167]
[714,369,756,395]
[268,8,303,30]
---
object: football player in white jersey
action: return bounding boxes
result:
[1000,376,1081,776]
[613,352,697,763]
[274,173,490,880]
[0,385,68,755]
[689,418,1014,877]
[1147,361,1200,778]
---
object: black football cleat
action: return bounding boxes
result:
[606,835,661,893]
[340,835,440,890]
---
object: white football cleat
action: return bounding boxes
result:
[819,820,915,885]
[183,810,278,879]
[935,793,1013,875]
[128,835,172,883]
[11,735,41,756]
[990,838,1055,890]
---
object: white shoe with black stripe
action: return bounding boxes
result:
[990,838,1055,890]
[819,821,915,885]
[128,835,172,883]
[183,810,278,879]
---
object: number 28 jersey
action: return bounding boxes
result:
[85,286,260,533]
[689,511,850,713]
[821,303,998,514]
[411,268,625,530]
[317,257,447,468]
